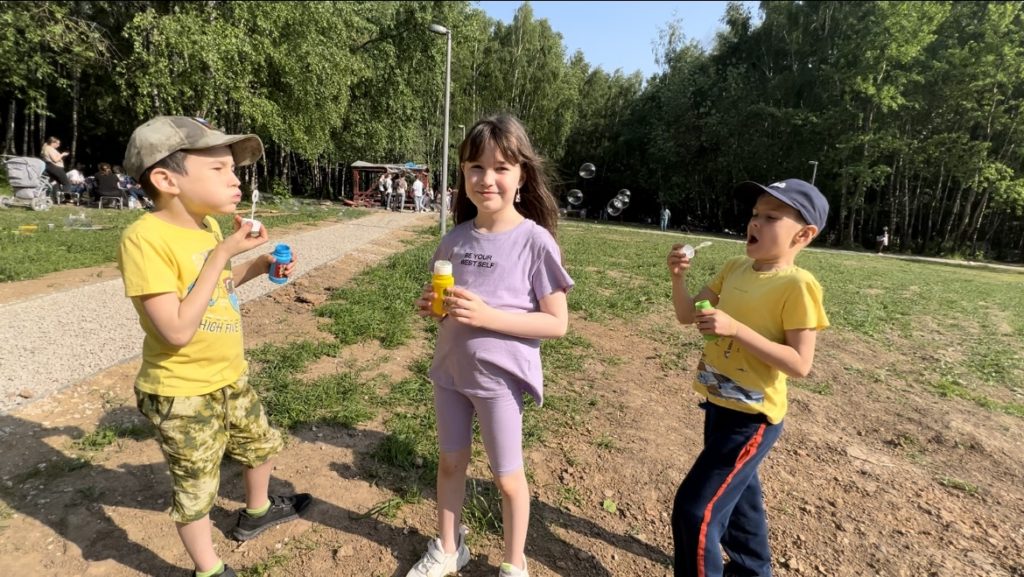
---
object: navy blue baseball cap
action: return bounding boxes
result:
[735,178,829,232]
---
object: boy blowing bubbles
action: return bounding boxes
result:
[118,117,309,577]
[666,179,830,577]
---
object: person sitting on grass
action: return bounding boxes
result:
[93,163,125,204]
[117,116,312,577]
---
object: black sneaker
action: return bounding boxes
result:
[193,565,237,577]
[230,493,313,541]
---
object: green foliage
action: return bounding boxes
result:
[5,1,1024,258]
[72,422,153,451]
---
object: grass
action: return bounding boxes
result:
[72,422,153,451]
[593,433,619,451]
[0,203,366,282]
[937,476,980,495]
[233,219,1024,545]
[558,222,1024,413]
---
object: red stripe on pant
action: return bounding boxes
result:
[695,424,766,577]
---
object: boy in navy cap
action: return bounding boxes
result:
[665,179,830,577]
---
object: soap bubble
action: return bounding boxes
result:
[567,189,584,206]
[616,188,631,201]
[579,163,596,179]
[606,197,625,217]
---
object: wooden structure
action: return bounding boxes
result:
[349,161,431,207]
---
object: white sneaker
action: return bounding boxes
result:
[498,557,529,577]
[406,526,470,577]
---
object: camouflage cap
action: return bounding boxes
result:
[123,116,264,180]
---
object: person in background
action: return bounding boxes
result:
[876,226,889,254]
[67,163,90,199]
[395,173,409,212]
[93,162,125,204]
[412,176,425,212]
[40,136,72,199]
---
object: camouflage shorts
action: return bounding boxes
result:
[136,374,284,523]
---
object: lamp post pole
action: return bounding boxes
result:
[809,160,819,186]
[429,23,452,235]
[457,124,465,141]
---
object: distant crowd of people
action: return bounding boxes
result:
[39,136,153,208]
[376,171,444,213]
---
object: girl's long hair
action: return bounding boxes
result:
[453,115,559,237]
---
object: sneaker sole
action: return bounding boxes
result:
[230,498,312,541]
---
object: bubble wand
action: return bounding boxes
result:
[681,241,713,259]
[244,189,262,235]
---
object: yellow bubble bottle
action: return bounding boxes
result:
[431,260,454,316]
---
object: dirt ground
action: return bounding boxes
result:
[1,220,1022,577]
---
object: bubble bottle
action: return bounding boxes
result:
[431,260,455,316]
[694,299,718,341]
[268,244,293,284]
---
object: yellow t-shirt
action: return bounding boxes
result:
[694,256,829,424]
[118,213,246,396]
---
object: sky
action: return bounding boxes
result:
[476,1,761,79]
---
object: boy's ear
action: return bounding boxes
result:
[148,167,181,197]
[797,224,819,244]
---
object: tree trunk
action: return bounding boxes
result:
[23,110,32,156]
[942,182,965,248]
[845,180,863,247]
[72,68,81,165]
[953,167,982,247]
[38,105,46,150]
[837,176,849,246]
[968,187,991,254]
[925,165,945,253]
[3,100,15,155]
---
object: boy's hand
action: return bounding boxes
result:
[667,244,692,277]
[695,306,739,338]
[444,286,494,328]
[416,282,445,319]
[221,215,269,257]
[269,252,297,279]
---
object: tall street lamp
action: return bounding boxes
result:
[809,160,819,185]
[429,23,452,235]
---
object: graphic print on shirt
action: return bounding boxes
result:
[185,250,242,334]
[696,358,764,406]
[459,250,497,269]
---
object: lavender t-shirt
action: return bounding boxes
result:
[429,219,574,405]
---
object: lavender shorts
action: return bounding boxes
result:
[433,383,525,476]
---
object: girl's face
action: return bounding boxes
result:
[462,140,524,221]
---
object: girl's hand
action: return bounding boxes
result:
[220,215,269,257]
[695,306,739,338]
[416,282,445,318]
[444,286,494,328]
[667,244,692,277]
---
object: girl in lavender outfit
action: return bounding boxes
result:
[410,115,573,577]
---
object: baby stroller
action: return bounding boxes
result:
[1,156,54,211]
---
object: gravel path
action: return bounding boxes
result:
[0,211,434,414]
